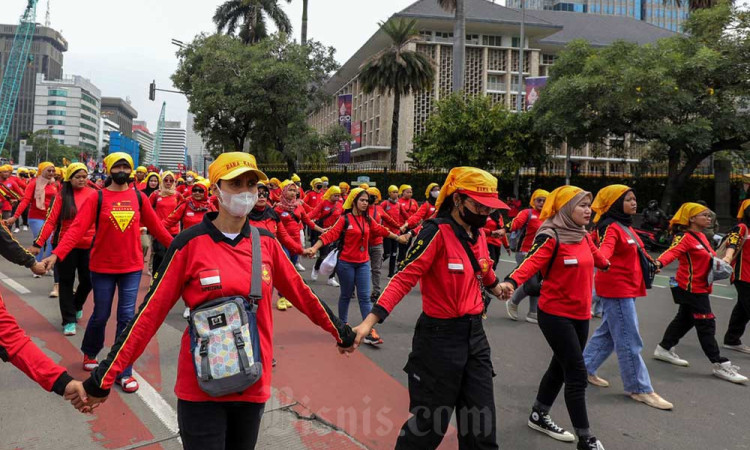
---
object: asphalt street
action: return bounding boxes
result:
[1,230,748,450]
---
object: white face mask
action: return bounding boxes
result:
[430,190,439,199]
[186,176,194,182]
[217,186,258,218]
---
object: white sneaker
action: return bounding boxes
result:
[295,262,306,272]
[327,278,340,287]
[22,225,28,231]
[32,273,41,278]
[311,268,319,281]
[654,345,689,367]
[182,307,190,319]
[723,343,750,354]
[713,361,748,384]
[506,301,519,321]
[12,227,20,233]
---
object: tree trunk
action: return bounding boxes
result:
[301,0,308,45]
[390,91,401,170]
[452,0,465,92]
[278,140,297,176]
[661,148,709,214]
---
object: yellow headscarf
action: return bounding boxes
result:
[64,163,88,181]
[359,183,369,189]
[322,186,341,200]
[291,173,301,183]
[136,166,148,174]
[388,185,399,194]
[737,199,750,219]
[434,167,502,211]
[539,186,585,221]
[669,202,708,228]
[339,182,350,191]
[269,177,281,187]
[591,184,631,223]
[342,188,366,210]
[321,176,329,183]
[530,189,550,207]
[399,184,412,196]
[425,183,439,199]
[310,177,322,189]
[37,161,54,174]
[0,165,12,172]
[367,187,382,203]
[103,152,133,174]
[280,179,294,190]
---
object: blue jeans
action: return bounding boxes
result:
[81,271,142,379]
[583,297,654,394]
[28,218,52,262]
[336,260,371,323]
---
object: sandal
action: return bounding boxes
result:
[118,376,139,393]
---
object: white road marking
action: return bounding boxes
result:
[0,271,31,294]
[131,369,180,436]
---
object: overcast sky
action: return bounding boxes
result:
[2,0,459,134]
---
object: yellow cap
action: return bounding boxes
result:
[321,176,329,182]
[64,163,88,181]
[310,177,322,188]
[425,183,439,199]
[103,152,133,174]
[17,167,28,174]
[388,185,398,194]
[399,184,412,195]
[269,177,280,186]
[339,181,349,190]
[208,152,267,186]
[136,166,147,173]
[322,186,341,200]
[38,161,54,174]
[343,188,366,210]
[530,189,550,207]
[367,187,382,202]
[146,172,161,184]
[280,179,294,190]
[434,167,508,211]
[591,184,631,223]
[539,186,586,221]
[192,179,210,192]
[54,167,64,177]
[669,202,708,228]
[738,199,750,219]
[0,164,12,172]
[359,183,369,189]
[291,173,301,182]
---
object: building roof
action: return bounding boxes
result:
[396,0,558,29]
[101,97,138,119]
[0,24,68,52]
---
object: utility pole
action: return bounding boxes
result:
[515,0,526,113]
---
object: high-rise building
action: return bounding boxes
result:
[132,120,154,165]
[186,112,209,173]
[32,73,101,153]
[506,0,688,31]
[98,116,119,155]
[159,121,186,170]
[101,97,138,139]
[0,25,67,150]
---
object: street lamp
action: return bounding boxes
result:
[515,0,526,113]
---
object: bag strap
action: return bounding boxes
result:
[543,229,560,278]
[248,225,262,303]
[614,222,645,252]
[446,220,483,279]
[686,231,716,280]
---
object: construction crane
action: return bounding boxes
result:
[0,0,39,153]
[152,102,166,166]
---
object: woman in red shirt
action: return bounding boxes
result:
[498,185,610,450]
[654,202,747,384]
[163,180,212,232]
[9,162,58,263]
[366,187,401,301]
[149,171,180,274]
[79,152,355,448]
[382,185,403,277]
[309,186,343,284]
[582,185,672,410]
[505,188,548,323]
[721,200,750,355]
[401,183,439,233]
[275,181,324,273]
[30,163,97,335]
[305,188,408,346]
[396,184,419,271]
[351,167,510,448]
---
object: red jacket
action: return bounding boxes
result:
[34,186,97,249]
[248,206,303,255]
[308,199,342,228]
[14,178,58,220]
[373,219,498,321]
[483,215,510,248]
[727,223,750,283]
[594,222,650,299]
[163,199,212,232]
[406,201,437,230]
[658,231,716,294]
[274,204,316,246]
[398,197,419,224]
[0,177,24,212]
[380,199,403,232]
[369,205,400,246]
[506,208,543,252]
[150,192,181,236]
[268,188,281,206]
[53,189,173,273]
[82,213,352,403]
[319,213,390,263]
[303,190,323,210]
[507,234,610,320]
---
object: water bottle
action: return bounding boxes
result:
[668,276,678,288]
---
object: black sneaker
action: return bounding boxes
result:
[527,408,575,442]
[577,436,605,450]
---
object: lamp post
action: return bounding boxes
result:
[45,125,53,161]
[515,0,526,113]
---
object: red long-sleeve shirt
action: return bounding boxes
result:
[303,190,323,209]
[657,231,715,294]
[507,234,610,320]
[308,200,342,228]
[83,213,353,402]
[319,213,391,263]
[1,177,24,212]
[398,197,419,224]
[483,215,510,248]
[34,186,97,249]
[150,192,181,236]
[275,204,316,246]
[53,189,173,273]
[406,201,437,230]
[594,222,650,299]
[268,188,281,206]
[14,178,58,220]
[248,206,303,255]
[373,219,498,321]
[380,199,403,233]
[506,208,543,252]
[726,223,750,283]
[163,200,212,232]
[369,205,400,246]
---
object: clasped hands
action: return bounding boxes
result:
[63,380,107,414]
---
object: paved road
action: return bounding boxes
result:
[1,230,749,449]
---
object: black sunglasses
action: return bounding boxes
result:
[258,191,269,198]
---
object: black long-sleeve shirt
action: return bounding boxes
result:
[0,222,36,268]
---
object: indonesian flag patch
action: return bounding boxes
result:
[200,269,221,287]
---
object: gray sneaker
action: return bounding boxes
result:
[712,362,748,384]
[506,301,519,321]
[526,312,538,324]
[654,345,689,367]
[723,343,750,354]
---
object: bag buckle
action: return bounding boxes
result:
[233,329,245,349]
[199,339,208,357]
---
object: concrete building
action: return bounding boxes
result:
[0,25,67,150]
[307,0,674,173]
[506,0,688,31]
[98,116,119,155]
[32,74,101,152]
[132,120,154,165]
[186,112,209,173]
[101,97,138,138]
[159,121,186,171]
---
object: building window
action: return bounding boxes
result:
[81,104,97,115]
[46,119,65,126]
[80,123,97,132]
[542,53,557,65]
[487,75,506,92]
[47,110,66,116]
[466,34,479,44]
[81,114,97,124]
[48,100,66,106]
[81,93,98,106]
[482,35,504,47]
[419,30,432,40]
[48,89,68,97]
[512,36,521,48]
[50,129,65,136]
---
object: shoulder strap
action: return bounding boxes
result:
[337,214,349,251]
[544,229,560,278]
[248,225,262,302]
[687,231,712,255]
[94,189,103,233]
[614,222,644,252]
[136,189,143,210]
[446,219,482,276]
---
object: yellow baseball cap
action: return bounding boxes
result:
[208,152,267,186]
[435,167,509,211]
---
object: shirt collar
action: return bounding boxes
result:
[203,211,252,244]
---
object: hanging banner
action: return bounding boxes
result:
[525,76,548,111]
[352,121,362,149]
[338,141,351,164]
[338,94,353,133]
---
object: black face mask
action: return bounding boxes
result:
[459,203,488,228]
[111,172,130,185]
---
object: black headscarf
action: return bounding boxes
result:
[596,190,633,233]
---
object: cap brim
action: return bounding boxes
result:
[219,167,268,183]
[463,191,510,210]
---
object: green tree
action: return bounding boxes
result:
[26,130,81,166]
[172,33,339,174]
[532,2,750,211]
[437,0,465,92]
[359,19,435,170]
[213,0,292,45]
[412,93,546,172]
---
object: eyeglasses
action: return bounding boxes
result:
[464,197,493,214]
[258,191,269,198]
[191,188,204,193]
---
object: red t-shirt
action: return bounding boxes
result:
[727,223,750,283]
[150,192,181,236]
[0,177,24,212]
[380,199,403,232]
[14,178,58,220]
[406,201,437,230]
[308,200,342,228]
[368,205,400,246]
[274,204,315,244]
[34,186,97,249]
[594,222,649,299]
[303,190,323,210]
[319,213,390,263]
[163,200,212,232]
[507,208,543,252]
[398,197,419,223]
[483,215,509,248]
[248,206,303,255]
[657,231,715,294]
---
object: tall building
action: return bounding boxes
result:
[186,112,209,173]
[100,97,138,139]
[32,73,101,152]
[132,120,154,165]
[506,0,688,31]
[159,121,186,170]
[307,0,674,173]
[98,116,119,155]
[0,25,67,149]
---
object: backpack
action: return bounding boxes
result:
[188,225,264,397]
[509,209,532,252]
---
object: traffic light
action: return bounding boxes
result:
[149,81,156,101]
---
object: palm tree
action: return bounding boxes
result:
[359,19,436,169]
[667,0,718,10]
[213,0,292,45]
[301,0,309,44]
[437,0,465,92]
